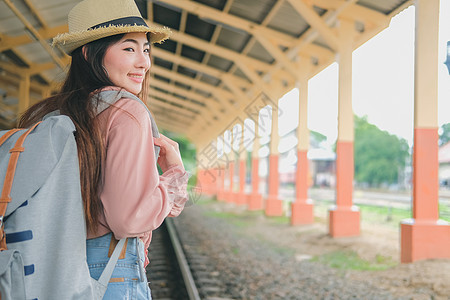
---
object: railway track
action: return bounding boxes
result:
[146,219,191,299]
[147,218,233,300]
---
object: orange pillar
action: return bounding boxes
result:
[196,168,204,196]
[235,121,247,205]
[195,142,206,197]
[231,125,241,204]
[292,150,314,224]
[329,18,360,237]
[216,137,226,201]
[205,168,216,195]
[200,169,209,195]
[400,0,450,263]
[265,106,283,216]
[248,129,263,210]
[217,163,226,202]
[230,125,240,204]
[225,161,234,203]
[248,158,263,210]
[291,75,314,225]
[210,168,218,195]
[236,151,247,205]
[200,169,211,195]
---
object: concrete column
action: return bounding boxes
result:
[18,75,30,117]
[196,141,217,196]
[212,166,220,195]
[248,121,263,210]
[400,0,450,263]
[223,130,234,203]
[236,123,248,205]
[217,137,226,202]
[292,76,314,225]
[195,143,204,197]
[266,105,283,216]
[217,161,226,202]
[231,125,241,204]
[197,168,205,195]
[329,18,360,237]
[204,167,216,196]
[224,162,234,203]
[225,130,236,202]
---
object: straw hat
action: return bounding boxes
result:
[53,0,171,55]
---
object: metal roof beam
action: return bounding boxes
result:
[156,0,295,48]
[154,118,188,134]
[261,0,285,26]
[149,87,206,113]
[151,65,235,104]
[311,0,389,26]
[27,62,58,76]
[156,0,335,62]
[286,0,339,51]
[152,47,252,89]
[149,78,223,113]
[23,0,48,29]
[0,69,47,93]
[3,0,66,70]
[149,82,223,128]
[0,25,68,52]
[152,81,224,135]
[253,33,300,78]
[148,98,197,119]
[152,108,192,125]
[0,60,66,78]
[168,28,279,75]
[153,117,190,130]
[220,74,251,106]
[166,28,296,110]
[7,50,54,84]
[257,0,357,94]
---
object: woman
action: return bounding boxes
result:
[19,0,188,298]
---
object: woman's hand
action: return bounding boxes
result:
[154,134,184,172]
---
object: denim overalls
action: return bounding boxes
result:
[87,233,152,299]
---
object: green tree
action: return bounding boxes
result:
[160,130,197,173]
[354,116,409,187]
[310,130,327,147]
[439,123,450,146]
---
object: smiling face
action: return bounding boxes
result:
[102,32,151,95]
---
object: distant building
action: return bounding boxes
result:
[439,141,450,187]
[308,148,336,187]
[278,147,336,188]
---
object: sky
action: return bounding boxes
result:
[280,1,450,147]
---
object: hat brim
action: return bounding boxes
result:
[52,24,171,55]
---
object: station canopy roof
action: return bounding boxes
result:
[0,0,412,143]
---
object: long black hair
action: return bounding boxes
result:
[20,33,151,232]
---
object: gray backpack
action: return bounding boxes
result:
[0,90,159,299]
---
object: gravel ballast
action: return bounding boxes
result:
[170,198,450,300]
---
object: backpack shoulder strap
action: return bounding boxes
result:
[0,122,41,251]
[94,90,161,160]
[0,129,21,148]
[97,238,127,286]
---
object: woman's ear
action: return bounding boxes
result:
[81,45,88,60]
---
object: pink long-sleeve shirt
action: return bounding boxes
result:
[87,93,189,265]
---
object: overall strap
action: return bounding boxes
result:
[0,122,41,251]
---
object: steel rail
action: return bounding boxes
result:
[165,218,201,300]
